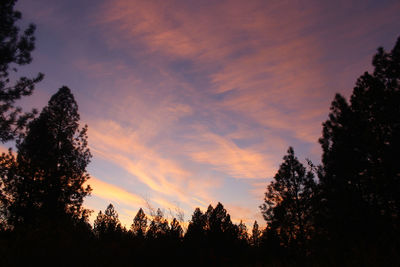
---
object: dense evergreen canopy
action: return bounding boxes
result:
[319,37,400,247]
[1,86,91,227]
[260,147,316,252]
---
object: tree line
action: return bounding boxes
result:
[0,0,399,266]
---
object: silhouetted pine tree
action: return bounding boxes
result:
[251,220,261,247]
[147,208,169,239]
[0,86,91,227]
[237,220,248,241]
[185,207,206,247]
[169,218,183,239]
[130,208,147,238]
[260,147,316,253]
[0,0,43,142]
[317,36,400,263]
[206,203,236,235]
[94,204,123,240]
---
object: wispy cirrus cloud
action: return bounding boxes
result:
[89,176,145,207]
[23,0,398,228]
[87,119,219,208]
[184,126,276,179]
[95,0,330,149]
[95,0,400,151]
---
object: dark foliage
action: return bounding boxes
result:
[183,202,252,265]
[0,86,92,228]
[260,147,316,255]
[94,204,124,240]
[130,207,147,238]
[169,217,183,239]
[146,208,169,239]
[0,0,43,142]
[316,36,400,264]
[250,220,261,247]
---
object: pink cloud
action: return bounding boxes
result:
[87,119,218,209]
[88,176,145,207]
[184,126,277,179]
[75,0,400,227]
[95,0,329,147]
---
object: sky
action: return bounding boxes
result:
[10,0,400,228]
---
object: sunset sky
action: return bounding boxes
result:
[12,0,400,227]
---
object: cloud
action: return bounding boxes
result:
[87,119,218,208]
[83,0,331,226]
[89,120,189,198]
[95,0,329,147]
[88,176,145,207]
[185,126,277,179]
[96,0,400,150]
[76,0,400,227]
[225,204,255,225]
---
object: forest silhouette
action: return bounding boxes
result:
[0,1,399,266]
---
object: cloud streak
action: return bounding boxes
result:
[20,0,400,228]
[89,177,145,207]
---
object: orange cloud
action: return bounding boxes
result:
[225,204,255,225]
[89,121,188,197]
[87,119,217,209]
[88,176,145,207]
[81,0,400,228]
[95,0,329,148]
[185,126,277,179]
